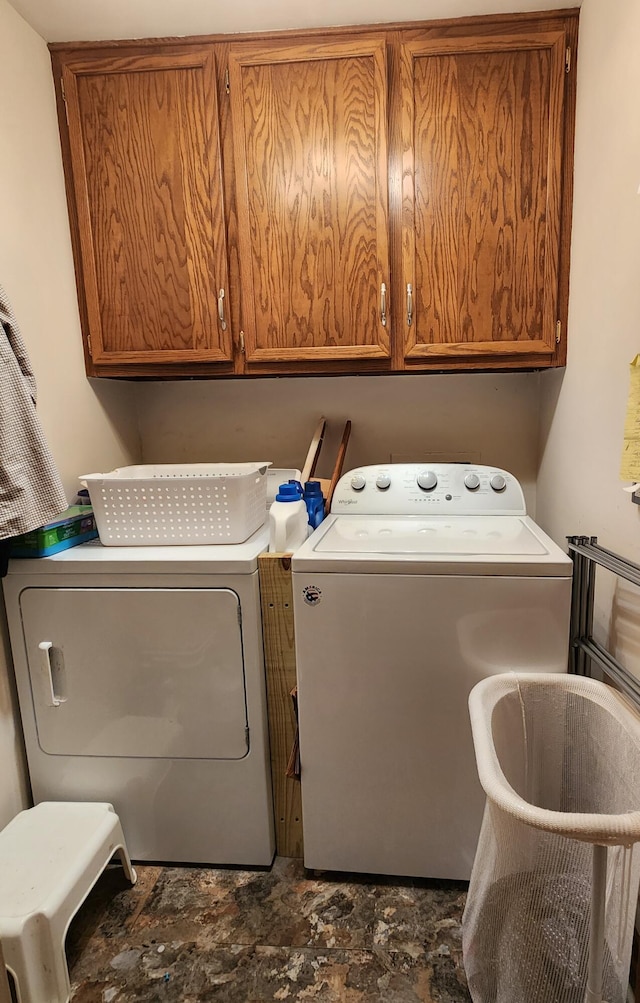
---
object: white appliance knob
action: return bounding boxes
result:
[464,473,481,491]
[375,474,391,491]
[417,470,438,491]
[350,473,367,492]
[490,473,507,492]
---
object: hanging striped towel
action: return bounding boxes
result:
[0,282,67,544]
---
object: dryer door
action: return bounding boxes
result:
[19,588,248,760]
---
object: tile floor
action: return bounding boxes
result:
[64,857,472,1002]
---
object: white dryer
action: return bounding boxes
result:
[3,529,275,866]
[292,464,572,881]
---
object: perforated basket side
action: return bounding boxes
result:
[87,469,268,546]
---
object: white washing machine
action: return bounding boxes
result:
[292,463,572,881]
[3,528,275,866]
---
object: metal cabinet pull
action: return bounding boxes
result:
[406,283,413,327]
[218,288,227,331]
[380,283,387,328]
[39,641,61,707]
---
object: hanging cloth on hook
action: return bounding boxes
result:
[0,282,67,558]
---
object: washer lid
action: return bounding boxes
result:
[292,515,572,576]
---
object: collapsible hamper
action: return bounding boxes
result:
[463,672,640,1003]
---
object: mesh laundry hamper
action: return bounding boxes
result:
[463,673,640,1003]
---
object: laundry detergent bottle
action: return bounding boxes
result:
[268,483,309,553]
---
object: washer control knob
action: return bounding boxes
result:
[350,472,367,492]
[490,473,507,492]
[375,473,391,491]
[464,473,481,491]
[417,470,438,491]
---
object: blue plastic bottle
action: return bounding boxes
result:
[287,479,304,498]
[303,481,325,530]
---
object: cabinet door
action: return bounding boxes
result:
[401,30,566,364]
[62,50,233,365]
[229,39,391,365]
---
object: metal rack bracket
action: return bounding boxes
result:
[567,535,640,709]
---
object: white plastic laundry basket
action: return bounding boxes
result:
[80,463,271,545]
[463,672,640,1003]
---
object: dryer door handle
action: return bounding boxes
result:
[38,641,62,707]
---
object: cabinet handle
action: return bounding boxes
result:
[218,288,227,331]
[406,284,413,327]
[38,641,61,707]
[380,283,387,328]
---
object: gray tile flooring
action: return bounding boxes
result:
[65,857,472,1002]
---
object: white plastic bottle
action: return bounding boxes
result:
[269,483,309,553]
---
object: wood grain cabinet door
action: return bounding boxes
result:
[401,29,566,365]
[228,39,391,366]
[62,49,233,365]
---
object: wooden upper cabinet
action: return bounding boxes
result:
[400,29,567,365]
[228,39,391,365]
[52,14,576,377]
[62,49,233,366]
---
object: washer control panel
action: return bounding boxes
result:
[331,464,526,515]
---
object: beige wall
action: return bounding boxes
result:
[0,0,139,826]
[8,0,581,43]
[8,0,578,43]
[537,0,640,648]
[137,373,541,511]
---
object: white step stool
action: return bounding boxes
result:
[0,802,136,1003]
